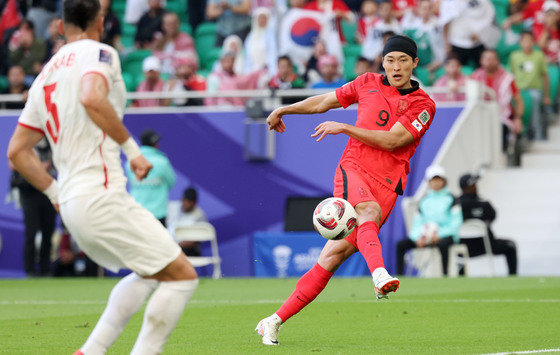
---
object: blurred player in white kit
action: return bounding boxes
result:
[7,0,198,353]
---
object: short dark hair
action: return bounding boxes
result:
[520,30,534,38]
[183,187,198,202]
[278,55,292,65]
[63,0,100,31]
[20,19,35,31]
[444,53,460,64]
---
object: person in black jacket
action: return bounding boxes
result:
[458,174,518,275]
[10,138,56,276]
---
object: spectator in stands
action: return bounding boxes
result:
[396,165,462,276]
[126,129,176,227]
[433,56,467,102]
[125,0,149,24]
[172,56,206,106]
[244,7,278,75]
[170,187,207,257]
[509,31,551,140]
[311,54,346,88]
[206,51,268,106]
[45,17,64,60]
[356,0,378,45]
[289,0,308,8]
[10,139,56,276]
[53,225,98,277]
[268,55,304,90]
[1,65,29,109]
[222,34,245,75]
[392,0,418,20]
[26,0,57,40]
[133,56,187,107]
[503,0,547,34]
[536,1,560,64]
[472,50,524,155]
[135,0,166,49]
[440,0,495,67]
[354,56,373,77]
[100,0,122,51]
[8,19,46,84]
[304,0,355,43]
[401,0,445,73]
[458,173,518,275]
[153,12,198,76]
[361,1,401,61]
[206,0,252,45]
[303,39,327,83]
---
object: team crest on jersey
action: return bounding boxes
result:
[412,119,422,132]
[418,109,430,125]
[398,99,408,114]
[99,49,112,65]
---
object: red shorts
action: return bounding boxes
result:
[333,162,398,248]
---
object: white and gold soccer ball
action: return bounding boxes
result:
[312,197,357,240]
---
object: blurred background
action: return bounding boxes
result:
[0,0,559,279]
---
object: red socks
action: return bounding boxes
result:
[276,263,333,322]
[356,221,384,272]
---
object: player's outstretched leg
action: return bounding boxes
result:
[255,240,357,345]
[355,202,399,299]
[77,273,158,355]
[131,254,198,355]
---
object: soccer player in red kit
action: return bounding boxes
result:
[256,35,436,345]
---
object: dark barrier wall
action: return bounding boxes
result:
[0,107,462,277]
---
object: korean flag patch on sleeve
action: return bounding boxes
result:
[412,119,423,132]
[99,49,113,65]
[418,109,430,125]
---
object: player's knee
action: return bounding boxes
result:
[355,203,382,225]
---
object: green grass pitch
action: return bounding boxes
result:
[1,277,559,354]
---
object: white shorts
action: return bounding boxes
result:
[60,190,182,276]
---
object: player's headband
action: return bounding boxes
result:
[382,35,417,59]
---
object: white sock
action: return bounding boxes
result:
[271,313,283,324]
[81,273,157,355]
[130,279,198,355]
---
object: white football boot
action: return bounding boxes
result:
[255,314,283,345]
[372,267,400,300]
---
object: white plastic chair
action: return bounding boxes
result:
[455,219,495,277]
[174,222,222,279]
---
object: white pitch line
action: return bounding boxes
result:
[481,349,560,354]
[1,299,560,306]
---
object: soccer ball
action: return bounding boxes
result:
[313,197,357,240]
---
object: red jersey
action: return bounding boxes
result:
[335,73,436,195]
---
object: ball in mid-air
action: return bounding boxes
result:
[313,197,357,240]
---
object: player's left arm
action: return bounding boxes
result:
[312,121,414,151]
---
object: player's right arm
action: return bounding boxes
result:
[266,92,342,133]
[80,73,152,180]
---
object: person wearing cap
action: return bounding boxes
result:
[125,129,176,227]
[258,35,436,345]
[134,56,188,108]
[458,174,517,275]
[396,165,463,276]
[535,0,560,63]
[310,54,347,89]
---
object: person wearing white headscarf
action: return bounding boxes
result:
[244,7,278,75]
[221,35,246,75]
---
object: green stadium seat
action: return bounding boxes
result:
[548,64,559,102]
[343,44,361,58]
[180,22,193,36]
[461,65,475,76]
[121,35,135,48]
[491,0,510,24]
[520,89,533,131]
[122,72,138,91]
[414,66,431,86]
[195,23,220,70]
[344,56,358,81]
[122,50,152,82]
[434,66,446,81]
[341,20,357,44]
[112,0,126,17]
[122,23,136,38]
[0,75,9,92]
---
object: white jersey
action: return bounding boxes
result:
[18,39,127,203]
